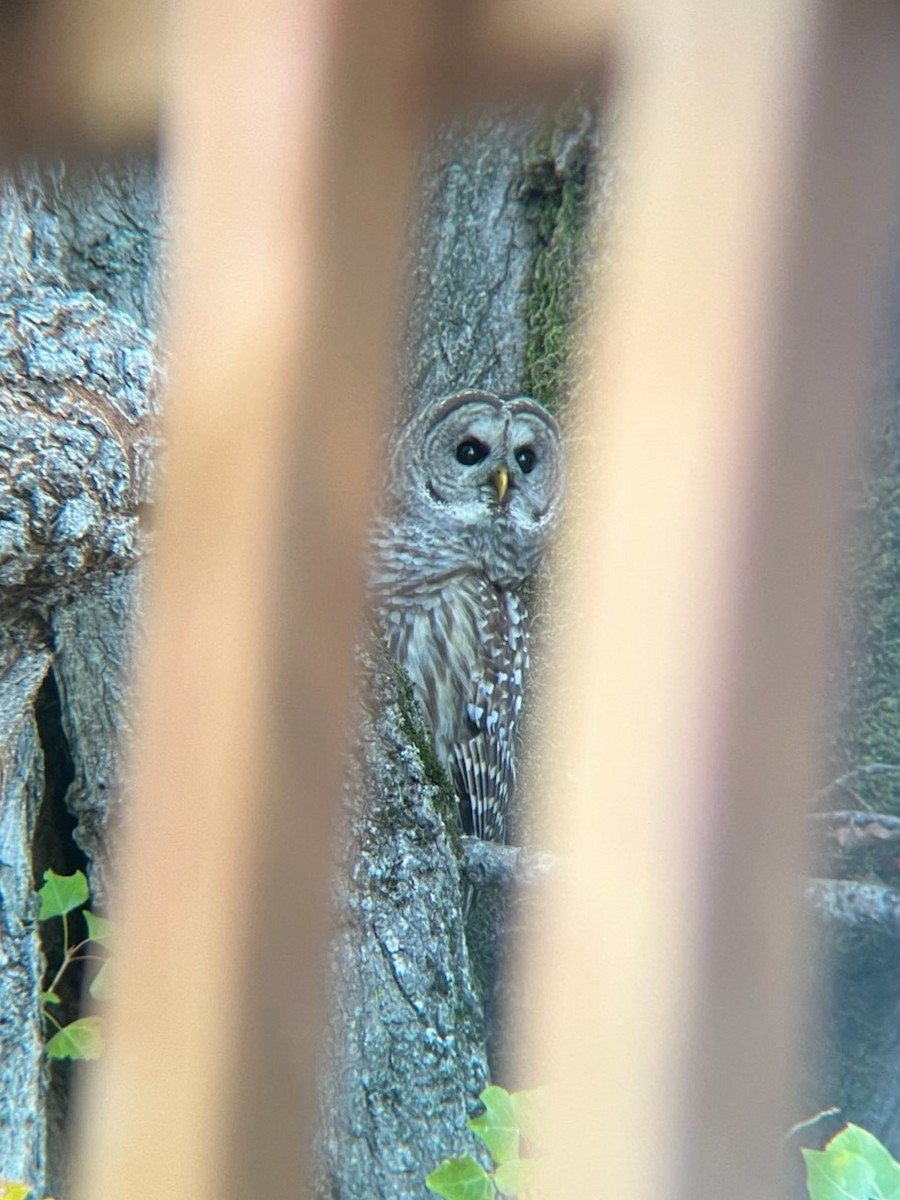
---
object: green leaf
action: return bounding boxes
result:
[83,910,114,947]
[839,1126,900,1200]
[39,991,61,1007]
[38,869,88,921]
[803,1146,873,1200]
[89,959,114,1001]
[46,1016,103,1061]
[468,1086,519,1165]
[805,1125,900,1200]
[0,1181,33,1200]
[510,1089,545,1151]
[425,1156,494,1200]
[495,1157,540,1197]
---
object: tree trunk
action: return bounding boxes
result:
[0,162,161,1196]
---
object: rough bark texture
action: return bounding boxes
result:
[0,115,604,1196]
[0,632,52,1186]
[400,118,538,417]
[0,160,161,1195]
[315,649,489,1197]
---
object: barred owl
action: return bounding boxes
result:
[370,390,564,844]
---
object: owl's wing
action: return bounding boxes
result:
[449,710,514,842]
[448,590,528,844]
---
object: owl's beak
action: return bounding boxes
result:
[493,466,509,503]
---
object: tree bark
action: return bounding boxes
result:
[400,117,540,415]
[315,648,489,1196]
[0,161,160,1196]
[0,630,53,1186]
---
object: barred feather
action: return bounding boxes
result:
[380,575,528,843]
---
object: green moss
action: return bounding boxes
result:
[392,658,462,846]
[520,110,595,413]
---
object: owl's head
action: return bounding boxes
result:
[390,390,564,579]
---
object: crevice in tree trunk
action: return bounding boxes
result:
[33,668,78,885]
[32,664,87,1194]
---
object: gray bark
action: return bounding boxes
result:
[49,574,144,903]
[0,161,161,1195]
[399,117,541,419]
[316,649,489,1197]
[0,632,52,1185]
[797,284,900,1158]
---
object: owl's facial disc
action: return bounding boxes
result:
[501,407,563,524]
[417,398,508,508]
[411,392,562,542]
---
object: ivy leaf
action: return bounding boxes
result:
[38,869,88,921]
[495,1156,540,1197]
[804,1124,900,1200]
[510,1089,545,1152]
[803,1146,873,1200]
[46,1016,103,1061]
[89,960,114,1001]
[837,1125,900,1199]
[425,1155,494,1200]
[468,1086,519,1165]
[83,910,114,947]
[0,1181,33,1200]
[39,990,61,1007]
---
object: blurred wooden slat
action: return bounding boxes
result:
[523,2,900,1199]
[72,0,434,1197]
[62,0,164,147]
[465,0,614,80]
[0,0,607,158]
[0,0,163,154]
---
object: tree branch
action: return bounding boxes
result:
[805,878,900,938]
[458,833,900,941]
[460,836,556,888]
[808,809,900,852]
[815,764,900,805]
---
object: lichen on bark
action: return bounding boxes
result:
[520,103,598,414]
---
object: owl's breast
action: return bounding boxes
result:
[381,573,517,760]
[479,513,545,587]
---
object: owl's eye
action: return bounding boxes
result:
[515,446,537,474]
[456,438,488,466]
